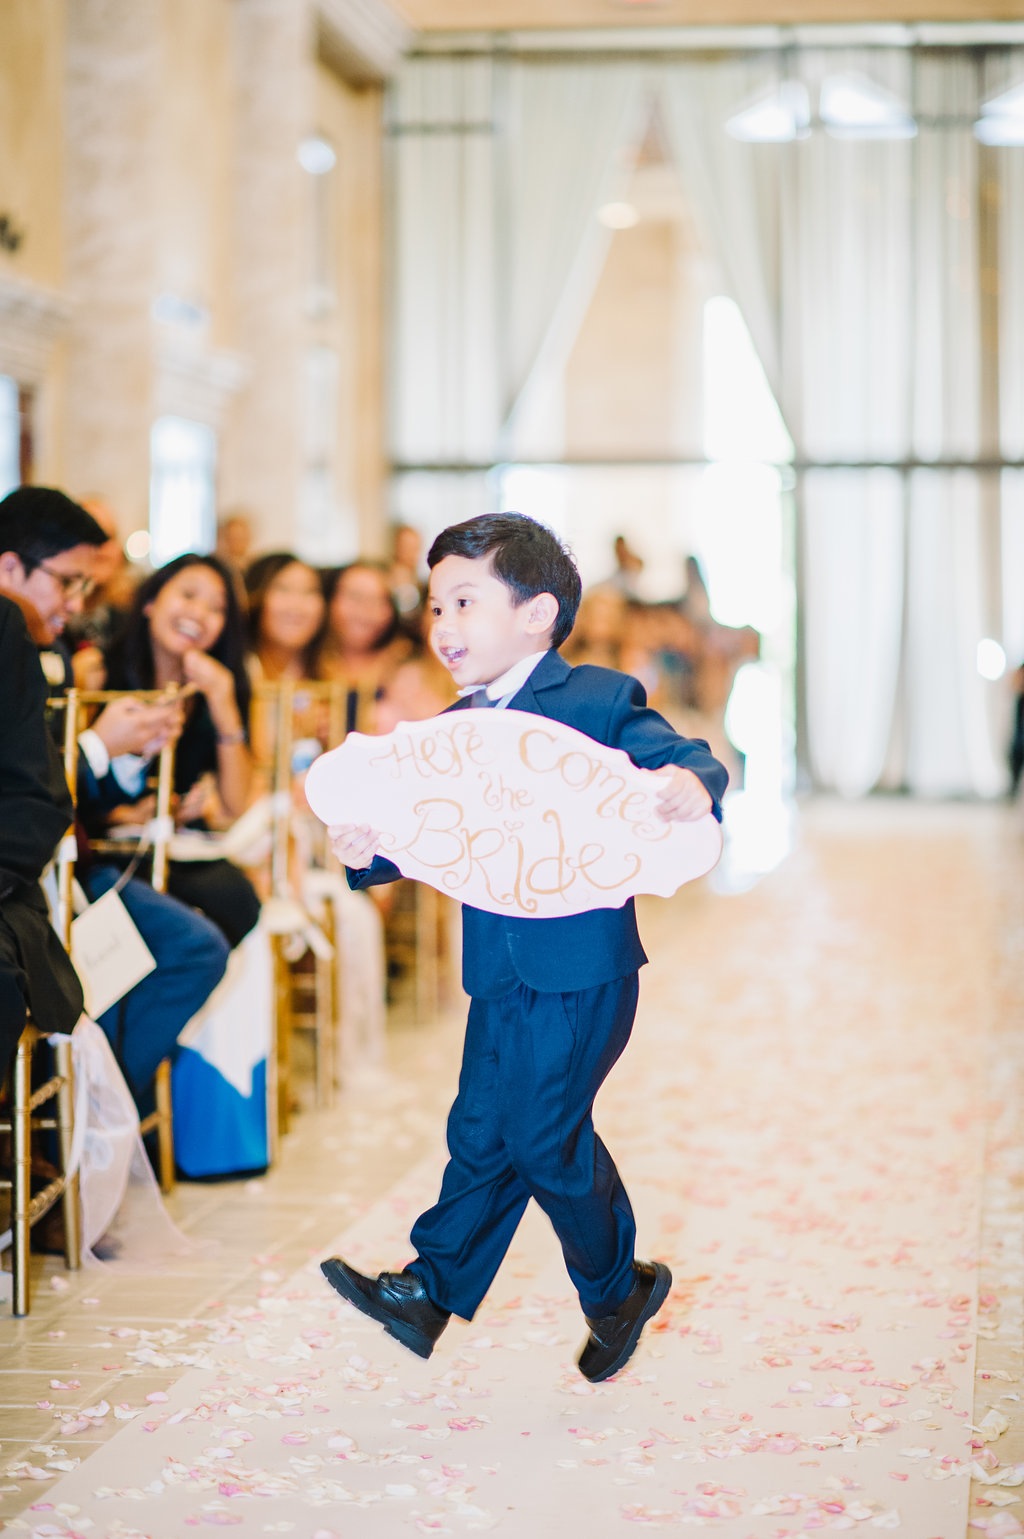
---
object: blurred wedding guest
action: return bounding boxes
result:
[63,496,138,689]
[387,522,426,641]
[563,585,627,670]
[99,553,260,947]
[244,551,329,765]
[316,561,406,734]
[245,554,390,1071]
[1009,662,1024,798]
[605,533,646,601]
[216,511,255,573]
[619,601,662,700]
[0,593,84,1082]
[0,488,228,1101]
[246,552,327,685]
[374,617,457,734]
[646,603,701,716]
[215,510,255,607]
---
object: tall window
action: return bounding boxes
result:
[0,376,19,499]
[700,296,796,816]
[149,416,217,568]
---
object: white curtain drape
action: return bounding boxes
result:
[390,57,502,469]
[657,46,1013,796]
[387,44,1024,797]
[992,52,1024,679]
[656,57,784,405]
[786,51,916,795]
[390,56,648,473]
[501,62,647,456]
[905,470,1004,796]
[802,470,905,797]
[904,54,1004,796]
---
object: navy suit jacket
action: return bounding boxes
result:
[348,649,728,997]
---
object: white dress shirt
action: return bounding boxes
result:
[457,648,550,709]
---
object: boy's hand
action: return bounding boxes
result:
[328,822,382,870]
[654,766,713,822]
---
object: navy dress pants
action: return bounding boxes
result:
[85,868,229,1099]
[408,974,639,1321]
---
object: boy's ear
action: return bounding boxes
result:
[524,591,559,637]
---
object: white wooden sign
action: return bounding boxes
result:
[304,709,723,919]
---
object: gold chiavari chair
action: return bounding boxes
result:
[321,672,455,1027]
[69,689,179,1195]
[284,681,347,1107]
[1,691,82,1315]
[251,682,342,1148]
[341,677,455,1028]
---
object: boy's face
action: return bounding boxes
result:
[428,553,555,689]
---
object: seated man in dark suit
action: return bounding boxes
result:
[0,486,229,1103]
[0,593,83,1079]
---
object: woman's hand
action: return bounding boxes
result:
[180,650,250,817]
[105,794,157,828]
[181,649,236,714]
[176,775,216,827]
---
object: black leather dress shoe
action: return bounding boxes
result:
[320,1258,451,1360]
[577,1260,672,1383]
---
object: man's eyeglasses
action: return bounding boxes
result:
[26,560,95,601]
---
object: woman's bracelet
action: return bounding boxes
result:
[216,727,247,746]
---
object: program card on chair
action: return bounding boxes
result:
[304,709,723,919]
[71,886,157,1019]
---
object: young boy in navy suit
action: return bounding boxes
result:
[323,513,728,1382]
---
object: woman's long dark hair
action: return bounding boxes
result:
[244,551,326,676]
[106,552,252,722]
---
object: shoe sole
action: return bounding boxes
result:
[584,1261,673,1383]
[320,1259,434,1360]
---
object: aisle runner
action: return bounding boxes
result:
[9,813,1010,1537]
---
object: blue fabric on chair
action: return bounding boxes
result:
[169,923,273,1178]
[171,1054,269,1178]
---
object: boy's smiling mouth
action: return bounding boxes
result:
[439,645,467,668]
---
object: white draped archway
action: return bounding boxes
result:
[387,38,1024,798]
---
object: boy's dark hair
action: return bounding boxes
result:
[427,512,582,649]
[0,485,107,565]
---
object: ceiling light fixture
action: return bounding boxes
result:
[819,72,916,140]
[977,638,1007,680]
[974,81,1024,145]
[725,82,810,144]
[298,136,337,175]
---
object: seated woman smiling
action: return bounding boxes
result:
[244,551,327,763]
[89,552,261,948]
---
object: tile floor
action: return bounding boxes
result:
[1,797,1022,1537]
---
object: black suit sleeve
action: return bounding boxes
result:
[0,597,74,899]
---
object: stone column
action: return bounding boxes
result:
[219,0,313,549]
[63,0,160,523]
